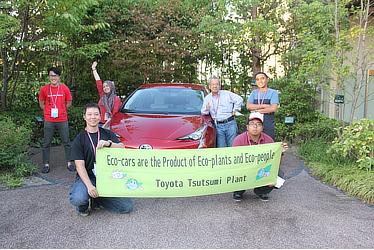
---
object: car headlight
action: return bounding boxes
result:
[177,125,207,141]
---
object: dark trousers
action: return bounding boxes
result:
[42,121,71,164]
[234,186,274,197]
[234,169,284,197]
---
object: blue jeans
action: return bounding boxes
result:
[215,119,238,148]
[69,176,134,214]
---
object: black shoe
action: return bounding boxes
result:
[67,163,76,172]
[78,205,90,217]
[78,209,90,217]
[41,164,50,174]
[233,193,243,202]
[91,198,104,211]
[258,194,269,201]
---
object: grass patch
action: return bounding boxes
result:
[0,173,24,188]
[0,162,37,188]
[298,139,374,204]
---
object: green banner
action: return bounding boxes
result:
[96,142,282,197]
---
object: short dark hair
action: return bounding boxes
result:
[84,102,100,114]
[47,67,61,76]
[254,72,269,79]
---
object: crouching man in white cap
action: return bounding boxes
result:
[232,112,288,202]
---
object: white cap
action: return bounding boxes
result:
[249,112,264,123]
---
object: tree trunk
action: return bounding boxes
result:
[251,5,262,76]
[349,0,370,123]
[1,48,9,110]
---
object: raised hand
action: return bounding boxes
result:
[92,61,98,71]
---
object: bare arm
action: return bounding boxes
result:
[39,100,45,109]
[91,61,101,81]
[66,100,72,109]
[247,103,278,114]
[97,139,124,149]
[75,160,99,198]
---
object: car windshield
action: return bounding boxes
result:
[122,87,205,115]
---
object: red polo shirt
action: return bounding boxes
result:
[39,83,72,122]
[232,131,274,147]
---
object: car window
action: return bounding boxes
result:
[122,87,204,115]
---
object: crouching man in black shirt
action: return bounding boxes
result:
[69,103,133,216]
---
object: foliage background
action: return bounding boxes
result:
[0,0,373,193]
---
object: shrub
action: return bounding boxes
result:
[0,116,37,187]
[293,114,341,142]
[68,106,85,139]
[299,138,374,204]
[1,109,44,147]
[329,119,374,171]
[236,115,247,134]
[276,113,341,143]
[0,116,32,168]
[298,138,351,166]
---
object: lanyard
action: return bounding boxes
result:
[257,89,268,106]
[211,94,220,118]
[246,132,261,145]
[86,129,100,162]
[49,84,60,108]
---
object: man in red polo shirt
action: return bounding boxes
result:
[39,67,74,173]
[232,112,287,201]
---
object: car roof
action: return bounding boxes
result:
[138,83,207,91]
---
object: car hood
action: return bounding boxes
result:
[111,113,203,141]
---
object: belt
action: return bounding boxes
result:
[216,116,235,124]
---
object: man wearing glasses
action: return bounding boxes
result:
[38,67,74,173]
[231,112,287,202]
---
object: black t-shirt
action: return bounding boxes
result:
[71,127,120,177]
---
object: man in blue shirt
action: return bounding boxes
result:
[247,72,279,140]
[201,76,243,147]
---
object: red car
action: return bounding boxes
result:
[110,83,216,149]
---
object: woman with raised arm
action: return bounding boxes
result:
[91,61,122,129]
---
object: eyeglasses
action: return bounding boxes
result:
[248,122,263,128]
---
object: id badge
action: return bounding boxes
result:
[51,108,59,118]
[92,163,97,176]
[104,112,110,121]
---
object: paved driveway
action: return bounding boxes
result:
[0,146,373,248]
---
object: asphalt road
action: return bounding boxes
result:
[0,146,373,248]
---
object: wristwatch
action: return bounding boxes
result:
[107,140,112,148]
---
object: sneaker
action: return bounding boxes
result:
[91,199,104,211]
[41,164,50,174]
[67,162,76,172]
[258,194,269,201]
[233,193,243,202]
[78,209,90,217]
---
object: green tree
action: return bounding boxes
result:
[0,0,111,110]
